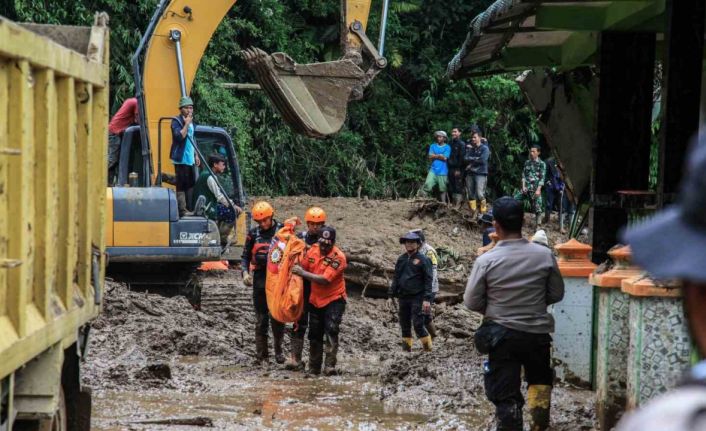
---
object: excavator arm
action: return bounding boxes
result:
[242,0,386,139]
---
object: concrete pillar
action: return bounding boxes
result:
[621,276,692,409]
[550,239,597,387]
[588,245,641,430]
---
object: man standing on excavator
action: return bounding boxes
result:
[286,206,327,371]
[241,201,285,365]
[107,97,139,184]
[170,96,201,217]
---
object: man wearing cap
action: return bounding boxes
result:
[409,229,440,338]
[388,232,434,352]
[292,226,347,375]
[286,206,327,371]
[464,196,564,431]
[616,140,706,431]
[423,131,451,203]
[170,96,201,216]
[192,153,243,246]
[241,201,285,365]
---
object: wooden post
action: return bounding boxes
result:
[592,32,655,263]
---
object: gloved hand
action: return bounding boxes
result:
[242,271,253,286]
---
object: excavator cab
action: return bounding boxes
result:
[242,1,388,138]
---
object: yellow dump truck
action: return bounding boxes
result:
[0,13,109,431]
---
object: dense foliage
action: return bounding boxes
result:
[6,0,539,198]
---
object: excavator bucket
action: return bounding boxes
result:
[242,47,367,139]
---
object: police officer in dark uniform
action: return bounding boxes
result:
[241,201,284,365]
[618,140,706,431]
[285,206,327,371]
[388,232,434,352]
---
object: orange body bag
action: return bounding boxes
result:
[266,218,306,323]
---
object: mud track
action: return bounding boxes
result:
[85,197,595,430]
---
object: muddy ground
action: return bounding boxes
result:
[85,197,596,430]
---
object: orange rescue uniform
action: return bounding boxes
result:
[301,244,347,308]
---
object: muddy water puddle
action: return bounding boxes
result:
[92,358,481,430]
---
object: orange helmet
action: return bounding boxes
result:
[305,206,326,223]
[252,201,274,221]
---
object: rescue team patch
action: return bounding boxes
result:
[413,258,420,265]
[308,257,315,264]
[270,248,282,263]
[331,261,340,269]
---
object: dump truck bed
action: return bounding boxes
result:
[0,14,109,381]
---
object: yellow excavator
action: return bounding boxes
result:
[106,0,386,300]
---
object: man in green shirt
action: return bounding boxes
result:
[515,145,546,227]
[192,154,243,246]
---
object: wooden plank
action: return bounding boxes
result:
[0,17,107,88]
[6,60,35,338]
[75,82,93,301]
[55,78,78,310]
[33,69,59,319]
[0,60,8,319]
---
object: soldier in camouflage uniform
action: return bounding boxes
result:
[515,145,546,226]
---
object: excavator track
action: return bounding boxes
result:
[196,270,250,315]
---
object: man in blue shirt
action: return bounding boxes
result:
[423,131,451,203]
[170,96,201,216]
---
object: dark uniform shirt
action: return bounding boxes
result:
[241,219,281,289]
[448,138,466,170]
[388,251,433,301]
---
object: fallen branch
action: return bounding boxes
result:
[129,416,213,426]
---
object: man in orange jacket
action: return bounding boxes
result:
[292,226,347,375]
[286,207,327,371]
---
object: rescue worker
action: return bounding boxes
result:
[409,229,439,338]
[292,227,347,376]
[616,140,706,431]
[170,96,201,216]
[285,206,327,371]
[241,201,285,365]
[192,154,242,246]
[464,196,564,431]
[388,232,434,352]
[516,145,546,227]
[107,97,139,184]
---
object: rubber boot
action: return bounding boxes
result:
[425,320,438,339]
[542,208,550,225]
[285,337,305,371]
[401,337,413,352]
[272,323,286,364]
[323,342,339,376]
[254,333,268,365]
[480,199,488,214]
[528,384,552,431]
[496,400,524,431]
[468,200,477,218]
[308,340,323,375]
[420,335,433,352]
[176,192,192,217]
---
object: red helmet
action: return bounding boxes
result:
[252,201,274,221]
[305,206,326,223]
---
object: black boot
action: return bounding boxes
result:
[323,341,339,376]
[254,333,268,365]
[496,400,523,431]
[308,340,323,375]
[272,321,286,364]
[285,337,305,371]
